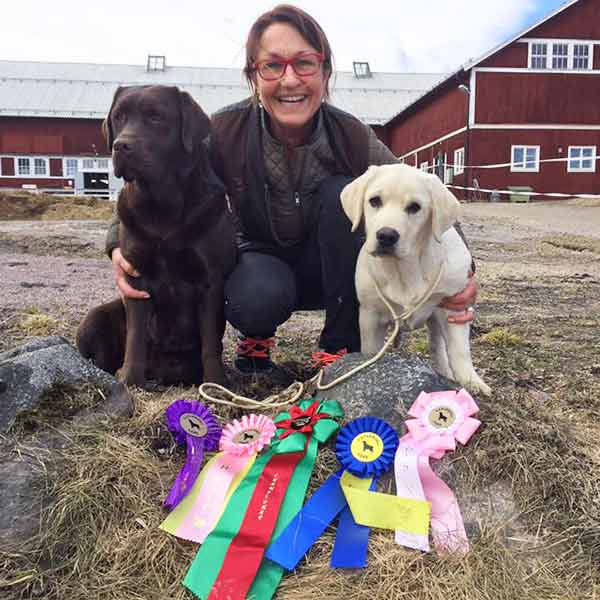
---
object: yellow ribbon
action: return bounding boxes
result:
[160,453,256,536]
[340,471,431,535]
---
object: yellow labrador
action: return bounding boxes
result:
[341,163,491,396]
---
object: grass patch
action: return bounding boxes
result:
[481,327,524,347]
[16,309,63,337]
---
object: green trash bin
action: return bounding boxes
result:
[507,186,533,203]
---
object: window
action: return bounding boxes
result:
[353,61,371,79]
[529,40,593,70]
[552,43,568,69]
[511,145,540,172]
[17,157,31,175]
[531,43,547,69]
[33,158,48,176]
[147,55,166,71]
[454,148,465,175]
[420,161,429,172]
[96,159,109,169]
[64,158,78,177]
[568,146,596,172]
[573,44,590,70]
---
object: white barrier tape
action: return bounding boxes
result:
[447,184,600,200]
[421,155,600,172]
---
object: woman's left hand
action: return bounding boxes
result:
[440,272,477,323]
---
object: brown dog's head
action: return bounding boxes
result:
[102,85,210,183]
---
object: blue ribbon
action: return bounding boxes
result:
[265,417,398,570]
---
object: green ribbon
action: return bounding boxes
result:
[183,398,343,600]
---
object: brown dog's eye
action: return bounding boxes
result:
[369,196,382,208]
[406,202,421,214]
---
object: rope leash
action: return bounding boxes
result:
[198,265,444,411]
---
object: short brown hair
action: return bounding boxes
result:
[243,4,333,99]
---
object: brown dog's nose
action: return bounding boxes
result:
[113,138,133,154]
[376,227,399,247]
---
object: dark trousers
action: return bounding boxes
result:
[224,176,363,353]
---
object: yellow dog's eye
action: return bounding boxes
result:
[406,202,421,214]
[368,196,382,208]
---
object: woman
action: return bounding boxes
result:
[107,4,476,375]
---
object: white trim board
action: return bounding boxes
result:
[472,124,600,130]
[398,127,466,160]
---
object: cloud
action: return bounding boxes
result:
[0,0,552,73]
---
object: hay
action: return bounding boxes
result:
[2,207,600,599]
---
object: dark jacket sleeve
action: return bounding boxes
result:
[105,212,120,259]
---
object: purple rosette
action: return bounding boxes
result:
[163,399,221,511]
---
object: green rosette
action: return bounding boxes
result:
[183,398,343,600]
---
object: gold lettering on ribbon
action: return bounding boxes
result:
[257,473,279,521]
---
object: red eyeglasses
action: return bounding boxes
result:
[253,53,325,81]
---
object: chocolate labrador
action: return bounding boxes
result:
[77,85,236,386]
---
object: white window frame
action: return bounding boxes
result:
[420,161,429,172]
[567,146,596,173]
[64,158,79,177]
[572,43,592,70]
[15,156,50,177]
[511,145,540,172]
[528,40,594,71]
[552,43,568,69]
[453,147,465,175]
[530,42,548,69]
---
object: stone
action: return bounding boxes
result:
[315,352,458,432]
[0,336,133,432]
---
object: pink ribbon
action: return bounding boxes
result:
[395,389,480,554]
[174,414,276,543]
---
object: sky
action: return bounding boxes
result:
[1,0,569,73]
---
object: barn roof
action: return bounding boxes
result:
[0,59,443,125]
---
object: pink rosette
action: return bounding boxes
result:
[395,389,481,555]
[166,414,276,544]
[403,389,481,458]
[219,414,277,457]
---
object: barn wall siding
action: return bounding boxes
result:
[0,117,107,156]
[474,71,600,125]
[528,0,600,39]
[469,128,600,196]
[388,87,467,157]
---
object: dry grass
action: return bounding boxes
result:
[1,211,600,599]
[0,191,114,221]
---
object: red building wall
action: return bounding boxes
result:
[480,43,529,69]
[0,117,107,156]
[469,128,600,196]
[528,0,600,39]
[388,86,468,157]
[475,71,600,124]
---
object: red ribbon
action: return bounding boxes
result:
[207,445,306,600]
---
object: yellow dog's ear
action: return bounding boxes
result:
[340,166,379,232]
[425,173,462,243]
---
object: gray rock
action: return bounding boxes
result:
[0,433,67,548]
[0,336,133,432]
[315,352,458,432]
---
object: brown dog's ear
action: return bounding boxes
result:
[425,173,462,243]
[102,86,125,151]
[340,166,379,231]
[179,90,210,154]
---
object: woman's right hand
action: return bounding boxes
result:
[111,248,150,300]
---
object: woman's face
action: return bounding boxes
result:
[253,23,329,143]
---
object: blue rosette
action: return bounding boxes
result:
[336,416,399,477]
[265,416,400,570]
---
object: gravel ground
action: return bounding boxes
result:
[0,200,598,326]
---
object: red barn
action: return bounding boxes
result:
[383,0,600,201]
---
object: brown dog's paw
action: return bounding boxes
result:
[116,367,146,389]
[202,359,227,387]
